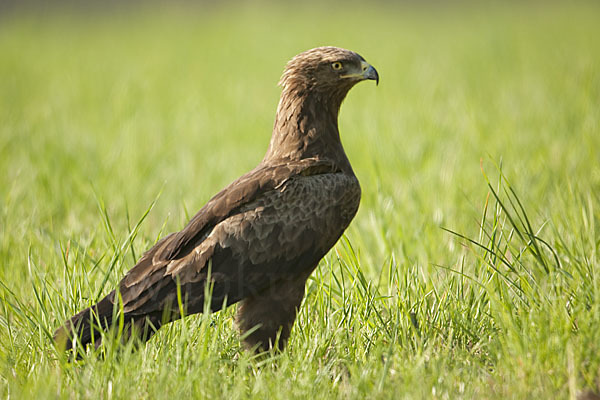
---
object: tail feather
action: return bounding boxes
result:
[54,291,116,351]
[54,290,165,354]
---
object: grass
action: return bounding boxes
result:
[1,1,599,398]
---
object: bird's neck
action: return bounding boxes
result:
[263,89,352,173]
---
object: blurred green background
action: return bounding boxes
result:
[1,1,599,398]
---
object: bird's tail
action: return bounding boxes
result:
[54,290,117,352]
[54,290,164,354]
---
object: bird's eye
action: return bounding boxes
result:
[331,62,343,71]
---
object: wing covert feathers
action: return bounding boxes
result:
[117,159,359,318]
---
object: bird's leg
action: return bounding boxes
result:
[234,270,312,352]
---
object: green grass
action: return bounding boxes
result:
[1,2,600,398]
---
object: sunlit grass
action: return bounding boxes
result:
[1,2,599,398]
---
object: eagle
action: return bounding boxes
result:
[54,46,379,353]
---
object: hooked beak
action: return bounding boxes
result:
[361,61,379,85]
[341,60,379,85]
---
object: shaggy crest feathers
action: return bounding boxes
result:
[278,46,365,94]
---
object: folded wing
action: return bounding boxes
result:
[116,160,360,320]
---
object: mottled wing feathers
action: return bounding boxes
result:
[118,158,358,317]
[158,158,340,261]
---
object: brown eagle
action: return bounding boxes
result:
[54,46,379,352]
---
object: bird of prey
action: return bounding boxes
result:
[54,46,379,353]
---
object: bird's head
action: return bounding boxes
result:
[278,46,379,103]
[268,47,378,163]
